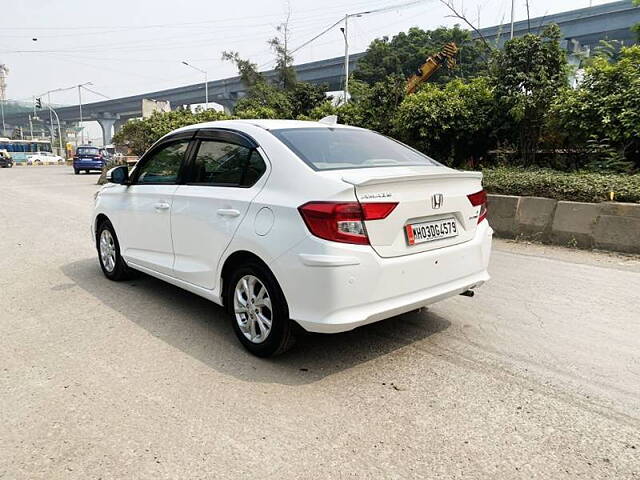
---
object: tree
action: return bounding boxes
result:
[112,109,229,155]
[550,46,640,171]
[234,82,293,118]
[268,10,296,90]
[288,82,330,118]
[224,42,328,119]
[232,81,329,119]
[221,51,263,87]
[353,26,490,86]
[490,24,568,165]
[222,8,333,119]
[298,76,405,134]
[392,77,496,167]
[335,76,406,135]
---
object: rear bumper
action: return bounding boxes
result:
[74,160,105,170]
[272,221,493,333]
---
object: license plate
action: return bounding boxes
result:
[405,217,459,245]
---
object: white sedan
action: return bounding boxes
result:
[27,152,64,165]
[93,119,493,356]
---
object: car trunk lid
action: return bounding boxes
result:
[341,166,484,258]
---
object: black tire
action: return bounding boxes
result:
[96,219,132,281]
[226,261,295,357]
[74,169,79,175]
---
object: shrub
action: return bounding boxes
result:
[482,167,640,203]
[549,46,640,170]
[393,77,495,167]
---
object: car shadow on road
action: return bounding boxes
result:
[61,258,450,386]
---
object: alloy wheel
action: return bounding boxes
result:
[99,229,117,273]
[233,275,273,344]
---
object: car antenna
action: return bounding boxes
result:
[318,115,338,126]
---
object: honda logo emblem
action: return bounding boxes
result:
[432,193,443,209]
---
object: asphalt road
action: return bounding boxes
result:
[1,166,639,479]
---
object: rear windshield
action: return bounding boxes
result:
[77,147,99,155]
[271,127,441,171]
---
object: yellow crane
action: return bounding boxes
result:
[406,42,459,94]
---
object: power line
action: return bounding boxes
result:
[289,0,434,56]
[290,18,346,55]
[0,16,353,55]
[0,0,387,33]
[81,84,110,100]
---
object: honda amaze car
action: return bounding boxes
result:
[93,119,492,357]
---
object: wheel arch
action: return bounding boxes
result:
[94,213,110,245]
[220,250,283,312]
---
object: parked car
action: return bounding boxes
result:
[73,146,108,174]
[92,119,493,356]
[26,151,64,165]
[0,150,13,168]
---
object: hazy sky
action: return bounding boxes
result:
[0,0,617,107]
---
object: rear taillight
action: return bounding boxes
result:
[361,202,398,220]
[467,190,488,224]
[298,201,398,245]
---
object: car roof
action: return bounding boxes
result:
[172,119,362,135]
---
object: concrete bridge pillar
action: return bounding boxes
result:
[95,112,120,145]
[98,118,116,145]
[114,119,126,136]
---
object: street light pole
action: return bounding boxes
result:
[78,85,84,144]
[75,82,93,145]
[182,61,209,110]
[341,15,350,104]
[510,0,515,39]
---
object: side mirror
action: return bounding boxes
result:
[106,165,129,184]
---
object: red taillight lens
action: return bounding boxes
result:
[361,202,398,220]
[298,201,398,245]
[467,190,488,224]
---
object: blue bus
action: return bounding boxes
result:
[0,138,53,163]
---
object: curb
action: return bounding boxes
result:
[488,194,640,254]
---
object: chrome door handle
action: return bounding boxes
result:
[154,202,171,211]
[217,208,241,217]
